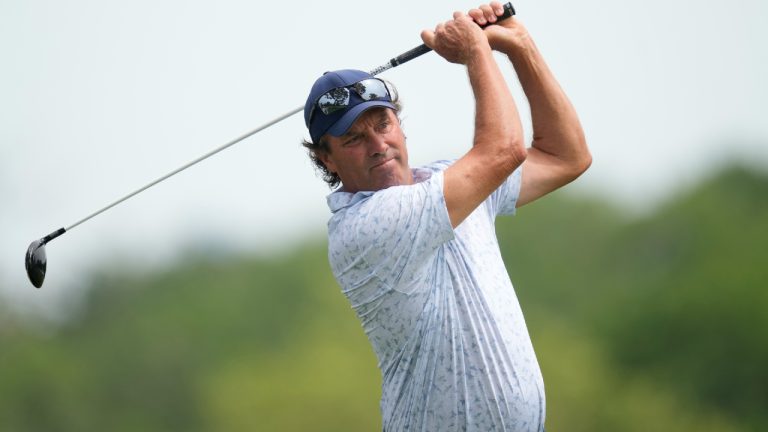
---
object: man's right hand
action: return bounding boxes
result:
[420,11,491,65]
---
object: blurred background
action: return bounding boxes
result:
[2,0,767,430]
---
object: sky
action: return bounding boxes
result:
[2,0,767,317]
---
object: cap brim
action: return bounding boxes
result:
[326,100,396,138]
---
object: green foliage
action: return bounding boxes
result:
[1,164,765,431]
[1,249,381,431]
[498,165,767,431]
[599,166,768,424]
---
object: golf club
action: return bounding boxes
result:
[25,3,516,288]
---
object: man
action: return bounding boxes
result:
[302,2,590,431]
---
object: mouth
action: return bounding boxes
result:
[370,157,395,170]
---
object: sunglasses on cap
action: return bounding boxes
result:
[308,78,392,123]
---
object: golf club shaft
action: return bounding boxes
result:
[62,2,515,234]
[65,107,302,232]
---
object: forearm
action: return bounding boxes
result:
[467,3,589,207]
[467,44,525,166]
[502,36,590,169]
[422,8,529,226]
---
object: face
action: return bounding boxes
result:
[319,108,412,193]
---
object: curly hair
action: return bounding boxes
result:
[302,81,403,189]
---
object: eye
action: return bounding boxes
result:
[343,135,361,147]
[376,119,392,133]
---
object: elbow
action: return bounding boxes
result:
[500,135,528,171]
[504,124,528,167]
[577,147,592,175]
[576,133,592,174]
[566,138,592,181]
[476,124,527,172]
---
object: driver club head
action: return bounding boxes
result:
[25,228,66,289]
[25,239,47,288]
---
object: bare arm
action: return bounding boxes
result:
[479,3,591,207]
[421,9,526,228]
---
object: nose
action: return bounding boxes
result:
[367,133,388,158]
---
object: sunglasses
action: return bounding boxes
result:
[309,78,391,123]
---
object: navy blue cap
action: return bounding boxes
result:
[304,69,395,144]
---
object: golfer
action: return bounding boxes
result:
[302,2,590,430]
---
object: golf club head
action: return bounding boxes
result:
[25,239,47,288]
[25,228,66,289]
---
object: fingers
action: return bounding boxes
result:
[467,8,485,25]
[425,2,512,59]
[422,13,466,44]
[420,28,436,48]
[421,21,450,49]
[422,14,487,65]
[490,1,505,17]
[467,2,506,26]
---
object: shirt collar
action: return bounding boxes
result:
[326,167,433,213]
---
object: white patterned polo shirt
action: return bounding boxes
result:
[326,160,545,432]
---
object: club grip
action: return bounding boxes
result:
[390,45,432,67]
[389,2,516,68]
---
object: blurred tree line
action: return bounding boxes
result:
[1,164,766,431]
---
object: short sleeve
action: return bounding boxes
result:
[489,164,523,216]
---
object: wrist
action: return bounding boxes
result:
[465,39,494,67]
[502,32,534,63]
[487,23,532,56]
